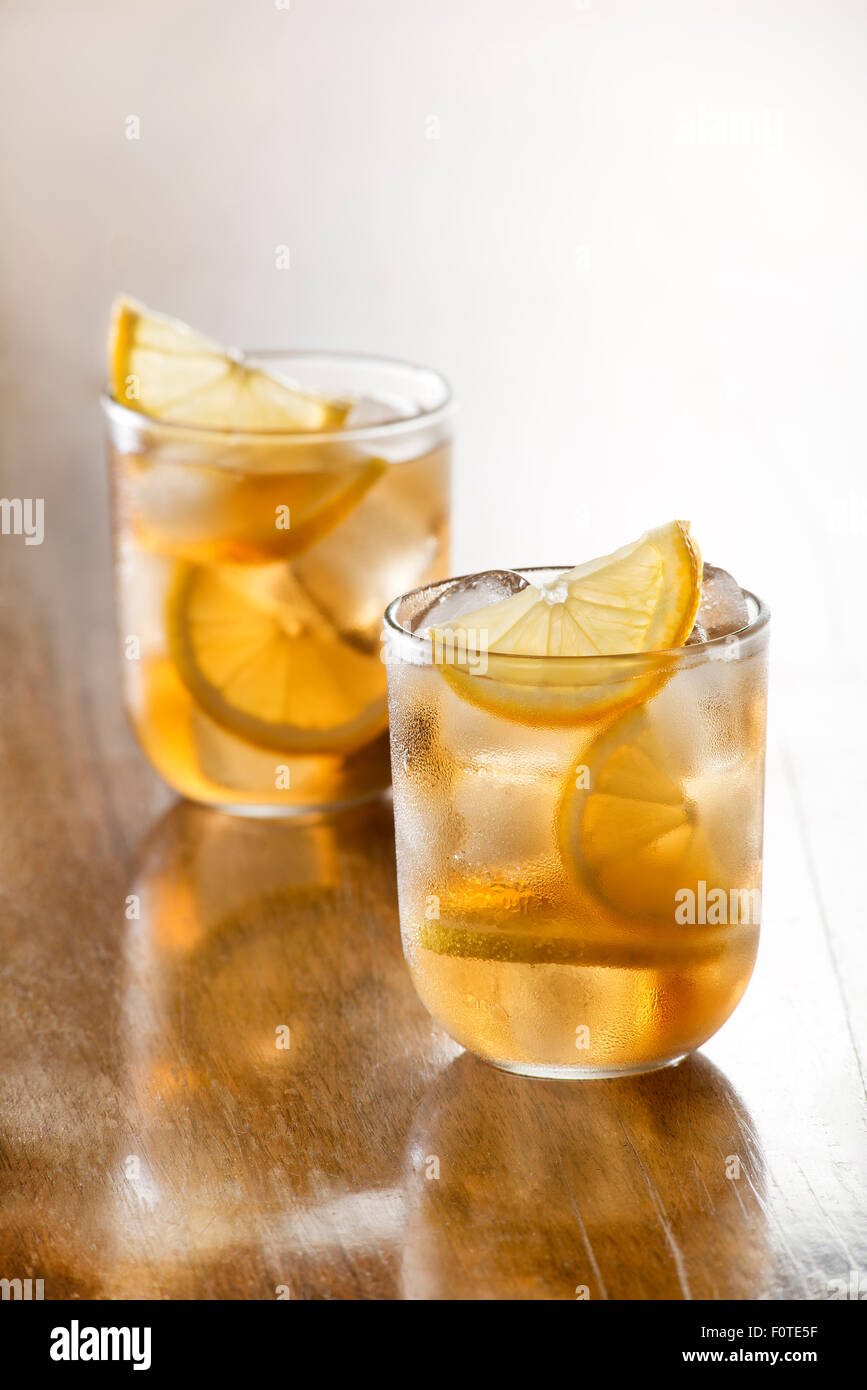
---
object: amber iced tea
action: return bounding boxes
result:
[105,350,451,811]
[385,548,769,1079]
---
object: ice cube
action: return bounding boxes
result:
[118,456,239,544]
[116,545,174,656]
[448,759,560,872]
[416,569,528,634]
[342,395,406,430]
[687,564,749,643]
[292,446,449,639]
[190,707,292,792]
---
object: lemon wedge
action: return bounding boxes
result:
[429,521,702,725]
[166,563,388,755]
[109,296,348,431]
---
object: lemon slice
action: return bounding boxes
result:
[429,521,702,725]
[123,454,386,564]
[166,562,388,755]
[416,915,732,968]
[558,709,724,920]
[109,296,349,430]
[411,876,731,968]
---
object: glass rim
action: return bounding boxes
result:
[383,566,770,671]
[100,348,454,446]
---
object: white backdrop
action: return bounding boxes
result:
[2,0,866,692]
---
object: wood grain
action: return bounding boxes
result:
[1,449,866,1300]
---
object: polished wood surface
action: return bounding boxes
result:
[1,447,866,1299]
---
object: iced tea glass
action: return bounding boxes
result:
[104,353,451,813]
[385,570,769,1078]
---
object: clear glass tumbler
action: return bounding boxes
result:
[384,569,769,1079]
[104,353,451,813]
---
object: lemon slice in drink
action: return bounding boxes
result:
[413,875,731,967]
[417,914,731,968]
[166,563,388,755]
[123,454,387,565]
[109,295,349,430]
[429,521,702,725]
[558,709,723,920]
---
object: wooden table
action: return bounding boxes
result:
[1,430,866,1302]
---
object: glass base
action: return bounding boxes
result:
[485,1052,689,1081]
[206,785,391,820]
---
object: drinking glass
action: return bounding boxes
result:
[384,569,769,1078]
[104,352,451,813]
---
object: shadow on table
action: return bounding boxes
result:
[399,1050,771,1300]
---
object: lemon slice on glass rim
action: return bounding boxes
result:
[109,297,388,565]
[427,520,702,725]
[109,295,350,431]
